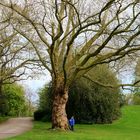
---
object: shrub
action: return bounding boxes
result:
[34,110,46,121]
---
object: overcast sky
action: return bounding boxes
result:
[19,70,51,102]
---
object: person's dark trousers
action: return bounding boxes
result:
[71,125,74,131]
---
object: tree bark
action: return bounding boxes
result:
[51,78,69,130]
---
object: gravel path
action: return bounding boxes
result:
[0,117,33,139]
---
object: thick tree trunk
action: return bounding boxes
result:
[52,78,69,130]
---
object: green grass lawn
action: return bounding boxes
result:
[7,105,140,140]
[0,116,9,124]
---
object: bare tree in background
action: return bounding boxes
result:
[0,0,140,129]
[0,7,41,115]
[24,85,37,116]
[135,58,140,77]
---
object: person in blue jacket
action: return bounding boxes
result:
[69,116,75,131]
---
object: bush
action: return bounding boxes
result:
[34,109,51,121]
[34,110,46,121]
[67,78,121,124]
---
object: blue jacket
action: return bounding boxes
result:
[69,117,75,126]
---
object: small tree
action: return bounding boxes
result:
[2,83,27,116]
[24,86,38,116]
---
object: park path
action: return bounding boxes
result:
[0,117,33,139]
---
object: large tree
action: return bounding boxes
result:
[1,0,140,129]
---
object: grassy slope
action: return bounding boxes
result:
[7,105,140,140]
[0,117,9,124]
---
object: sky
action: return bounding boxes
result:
[20,71,51,102]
